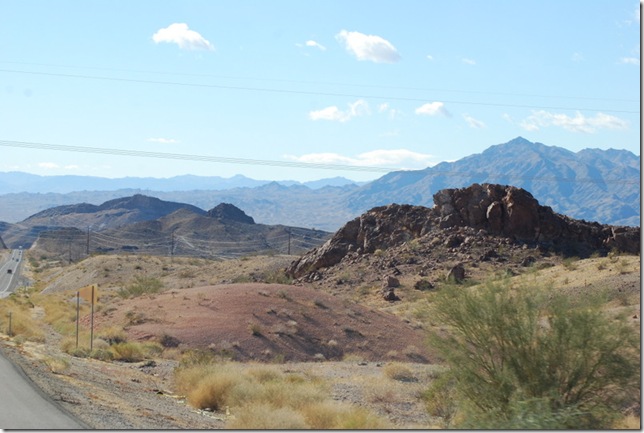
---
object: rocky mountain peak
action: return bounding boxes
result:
[207,203,255,224]
[286,183,640,279]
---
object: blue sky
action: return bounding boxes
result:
[0,0,640,182]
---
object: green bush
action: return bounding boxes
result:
[118,276,164,298]
[428,280,640,429]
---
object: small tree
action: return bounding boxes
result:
[428,279,640,429]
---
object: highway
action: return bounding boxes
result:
[0,348,84,429]
[0,249,23,299]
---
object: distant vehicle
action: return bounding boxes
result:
[7,269,12,274]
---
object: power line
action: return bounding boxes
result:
[0,140,396,173]
[0,68,638,114]
[0,139,638,185]
[1,61,637,104]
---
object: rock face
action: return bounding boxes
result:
[286,183,640,279]
[207,203,255,224]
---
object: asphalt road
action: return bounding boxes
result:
[0,249,22,299]
[0,348,84,429]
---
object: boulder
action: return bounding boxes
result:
[286,183,640,280]
[446,263,465,283]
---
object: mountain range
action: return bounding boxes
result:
[0,195,329,257]
[0,137,639,231]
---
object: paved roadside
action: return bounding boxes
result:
[0,345,85,429]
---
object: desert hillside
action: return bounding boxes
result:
[0,183,639,429]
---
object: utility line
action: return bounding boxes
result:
[0,68,638,114]
[0,61,637,104]
[0,139,638,185]
[0,140,395,173]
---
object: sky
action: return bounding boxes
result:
[0,0,640,182]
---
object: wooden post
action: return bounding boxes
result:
[76,292,80,349]
[90,285,94,352]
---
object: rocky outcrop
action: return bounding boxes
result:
[286,183,640,279]
[207,203,255,224]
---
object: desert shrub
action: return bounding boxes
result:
[98,326,127,345]
[109,342,146,362]
[118,276,163,298]
[562,256,580,270]
[264,270,292,285]
[0,306,44,341]
[428,280,640,429]
[175,362,389,428]
[383,362,416,382]
[90,347,114,361]
[226,403,309,429]
[422,372,458,428]
[159,333,181,348]
[44,356,71,374]
[248,322,263,336]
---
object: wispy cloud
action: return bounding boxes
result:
[309,99,370,122]
[38,162,59,169]
[335,30,400,63]
[461,57,476,65]
[619,57,640,65]
[463,114,486,129]
[36,162,79,171]
[284,149,436,169]
[377,103,401,119]
[519,110,628,133]
[305,40,326,51]
[415,102,451,117]
[147,137,179,144]
[571,52,584,62]
[152,23,214,51]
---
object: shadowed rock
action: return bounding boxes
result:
[286,183,640,279]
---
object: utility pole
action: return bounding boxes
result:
[287,229,292,255]
[170,229,175,261]
[86,226,90,256]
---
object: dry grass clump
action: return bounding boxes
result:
[383,361,417,382]
[0,290,45,342]
[174,362,391,429]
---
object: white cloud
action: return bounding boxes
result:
[377,103,400,119]
[519,110,628,133]
[571,52,584,62]
[284,149,436,169]
[462,57,476,65]
[147,137,179,144]
[309,99,370,122]
[415,101,450,117]
[620,57,640,65]
[463,114,486,129]
[38,162,59,169]
[426,54,434,61]
[305,40,326,51]
[152,23,214,51]
[335,30,400,63]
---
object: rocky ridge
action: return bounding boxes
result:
[287,183,640,281]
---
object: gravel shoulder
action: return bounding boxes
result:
[0,326,436,429]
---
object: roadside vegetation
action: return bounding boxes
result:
[174,355,391,429]
[424,276,640,429]
[0,251,640,429]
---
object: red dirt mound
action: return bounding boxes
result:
[90,283,434,363]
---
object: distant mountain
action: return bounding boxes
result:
[2,195,330,258]
[0,138,638,231]
[0,172,362,194]
[346,137,640,227]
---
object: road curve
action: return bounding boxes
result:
[0,347,84,429]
